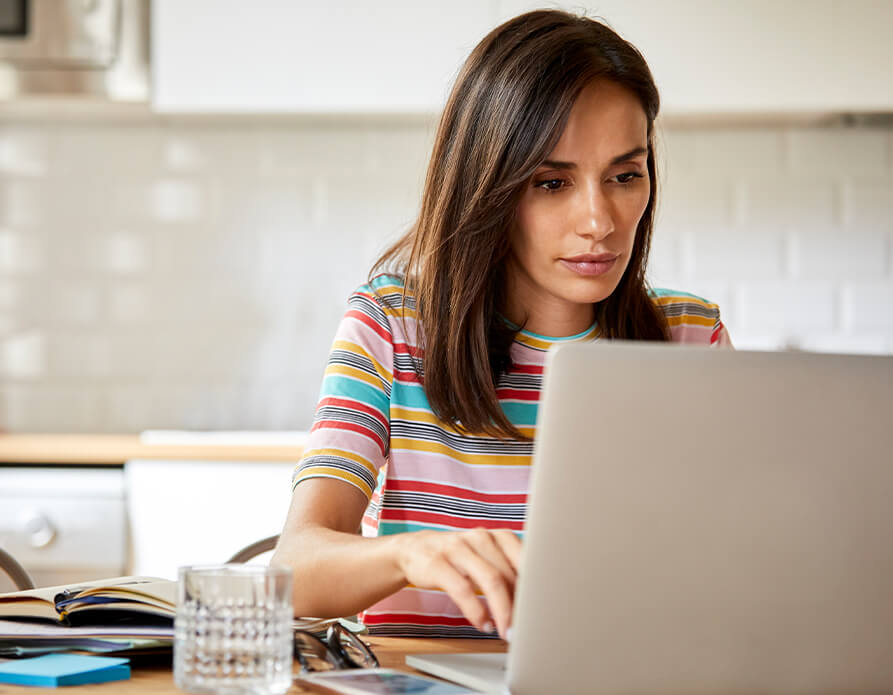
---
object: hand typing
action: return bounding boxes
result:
[396,528,522,640]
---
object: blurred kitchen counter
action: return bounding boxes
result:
[0,434,305,464]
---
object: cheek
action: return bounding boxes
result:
[616,190,650,244]
[515,197,562,253]
[513,201,544,258]
[629,186,652,224]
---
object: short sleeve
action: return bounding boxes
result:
[651,288,734,348]
[710,317,734,349]
[292,288,395,501]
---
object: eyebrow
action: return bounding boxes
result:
[541,146,648,170]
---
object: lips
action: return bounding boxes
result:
[563,253,618,263]
[559,253,619,277]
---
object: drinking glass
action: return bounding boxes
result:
[174,564,293,695]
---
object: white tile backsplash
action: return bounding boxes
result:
[681,228,785,280]
[0,230,46,274]
[842,283,893,334]
[0,127,48,177]
[150,179,205,222]
[787,129,889,175]
[740,178,839,231]
[104,232,151,274]
[258,125,375,177]
[1,180,44,227]
[0,332,46,379]
[0,119,891,432]
[842,178,893,231]
[0,384,103,431]
[789,229,888,281]
[47,283,105,326]
[0,280,16,312]
[655,176,733,232]
[692,129,786,174]
[736,282,837,335]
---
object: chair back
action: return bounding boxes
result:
[226,534,280,564]
[0,548,35,590]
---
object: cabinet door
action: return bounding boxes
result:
[830,0,893,111]
[152,0,497,113]
[125,460,298,578]
[496,1,893,116]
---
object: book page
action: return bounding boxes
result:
[55,578,176,621]
[0,577,173,623]
[0,589,59,622]
[68,579,176,610]
[0,618,172,641]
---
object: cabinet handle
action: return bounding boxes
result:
[20,512,57,549]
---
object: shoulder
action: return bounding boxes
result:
[648,287,728,346]
[649,287,721,322]
[352,273,416,318]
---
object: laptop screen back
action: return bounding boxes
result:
[508,343,893,694]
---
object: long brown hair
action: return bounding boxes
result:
[370,9,669,440]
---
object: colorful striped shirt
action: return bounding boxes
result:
[293,274,732,637]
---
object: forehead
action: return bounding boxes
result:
[548,79,648,160]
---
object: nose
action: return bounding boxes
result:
[576,182,615,240]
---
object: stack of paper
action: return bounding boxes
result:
[0,619,172,656]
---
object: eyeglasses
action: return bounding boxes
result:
[293,622,380,673]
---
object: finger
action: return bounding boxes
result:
[462,528,517,587]
[447,539,513,639]
[491,529,522,573]
[430,557,492,633]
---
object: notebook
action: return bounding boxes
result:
[0,576,175,626]
[408,342,893,694]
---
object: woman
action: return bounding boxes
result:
[271,9,732,641]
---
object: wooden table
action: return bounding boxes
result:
[0,434,304,465]
[0,637,507,694]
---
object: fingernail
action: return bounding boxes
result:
[505,627,513,643]
[482,621,495,634]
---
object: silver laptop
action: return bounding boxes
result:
[408,342,893,694]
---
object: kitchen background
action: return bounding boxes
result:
[0,0,892,587]
[1,0,892,436]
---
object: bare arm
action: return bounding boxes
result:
[270,478,406,618]
[270,477,522,639]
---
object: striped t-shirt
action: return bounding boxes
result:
[293,274,732,637]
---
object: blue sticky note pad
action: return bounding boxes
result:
[0,654,130,687]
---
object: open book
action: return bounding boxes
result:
[0,577,175,627]
[1,574,363,640]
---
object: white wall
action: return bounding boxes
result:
[0,116,891,432]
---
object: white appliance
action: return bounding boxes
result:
[0,0,149,101]
[0,466,127,592]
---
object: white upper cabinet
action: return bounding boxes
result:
[151,0,498,113]
[153,0,893,116]
[497,1,893,117]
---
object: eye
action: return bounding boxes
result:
[613,172,645,184]
[534,178,568,192]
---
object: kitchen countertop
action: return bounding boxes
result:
[0,434,305,465]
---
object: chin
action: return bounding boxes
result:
[562,275,623,305]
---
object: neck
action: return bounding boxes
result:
[503,270,596,338]
[511,305,596,337]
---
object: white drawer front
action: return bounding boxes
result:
[0,496,127,570]
[0,468,127,573]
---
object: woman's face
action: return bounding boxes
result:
[507,79,651,336]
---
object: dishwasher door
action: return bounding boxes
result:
[0,466,127,592]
